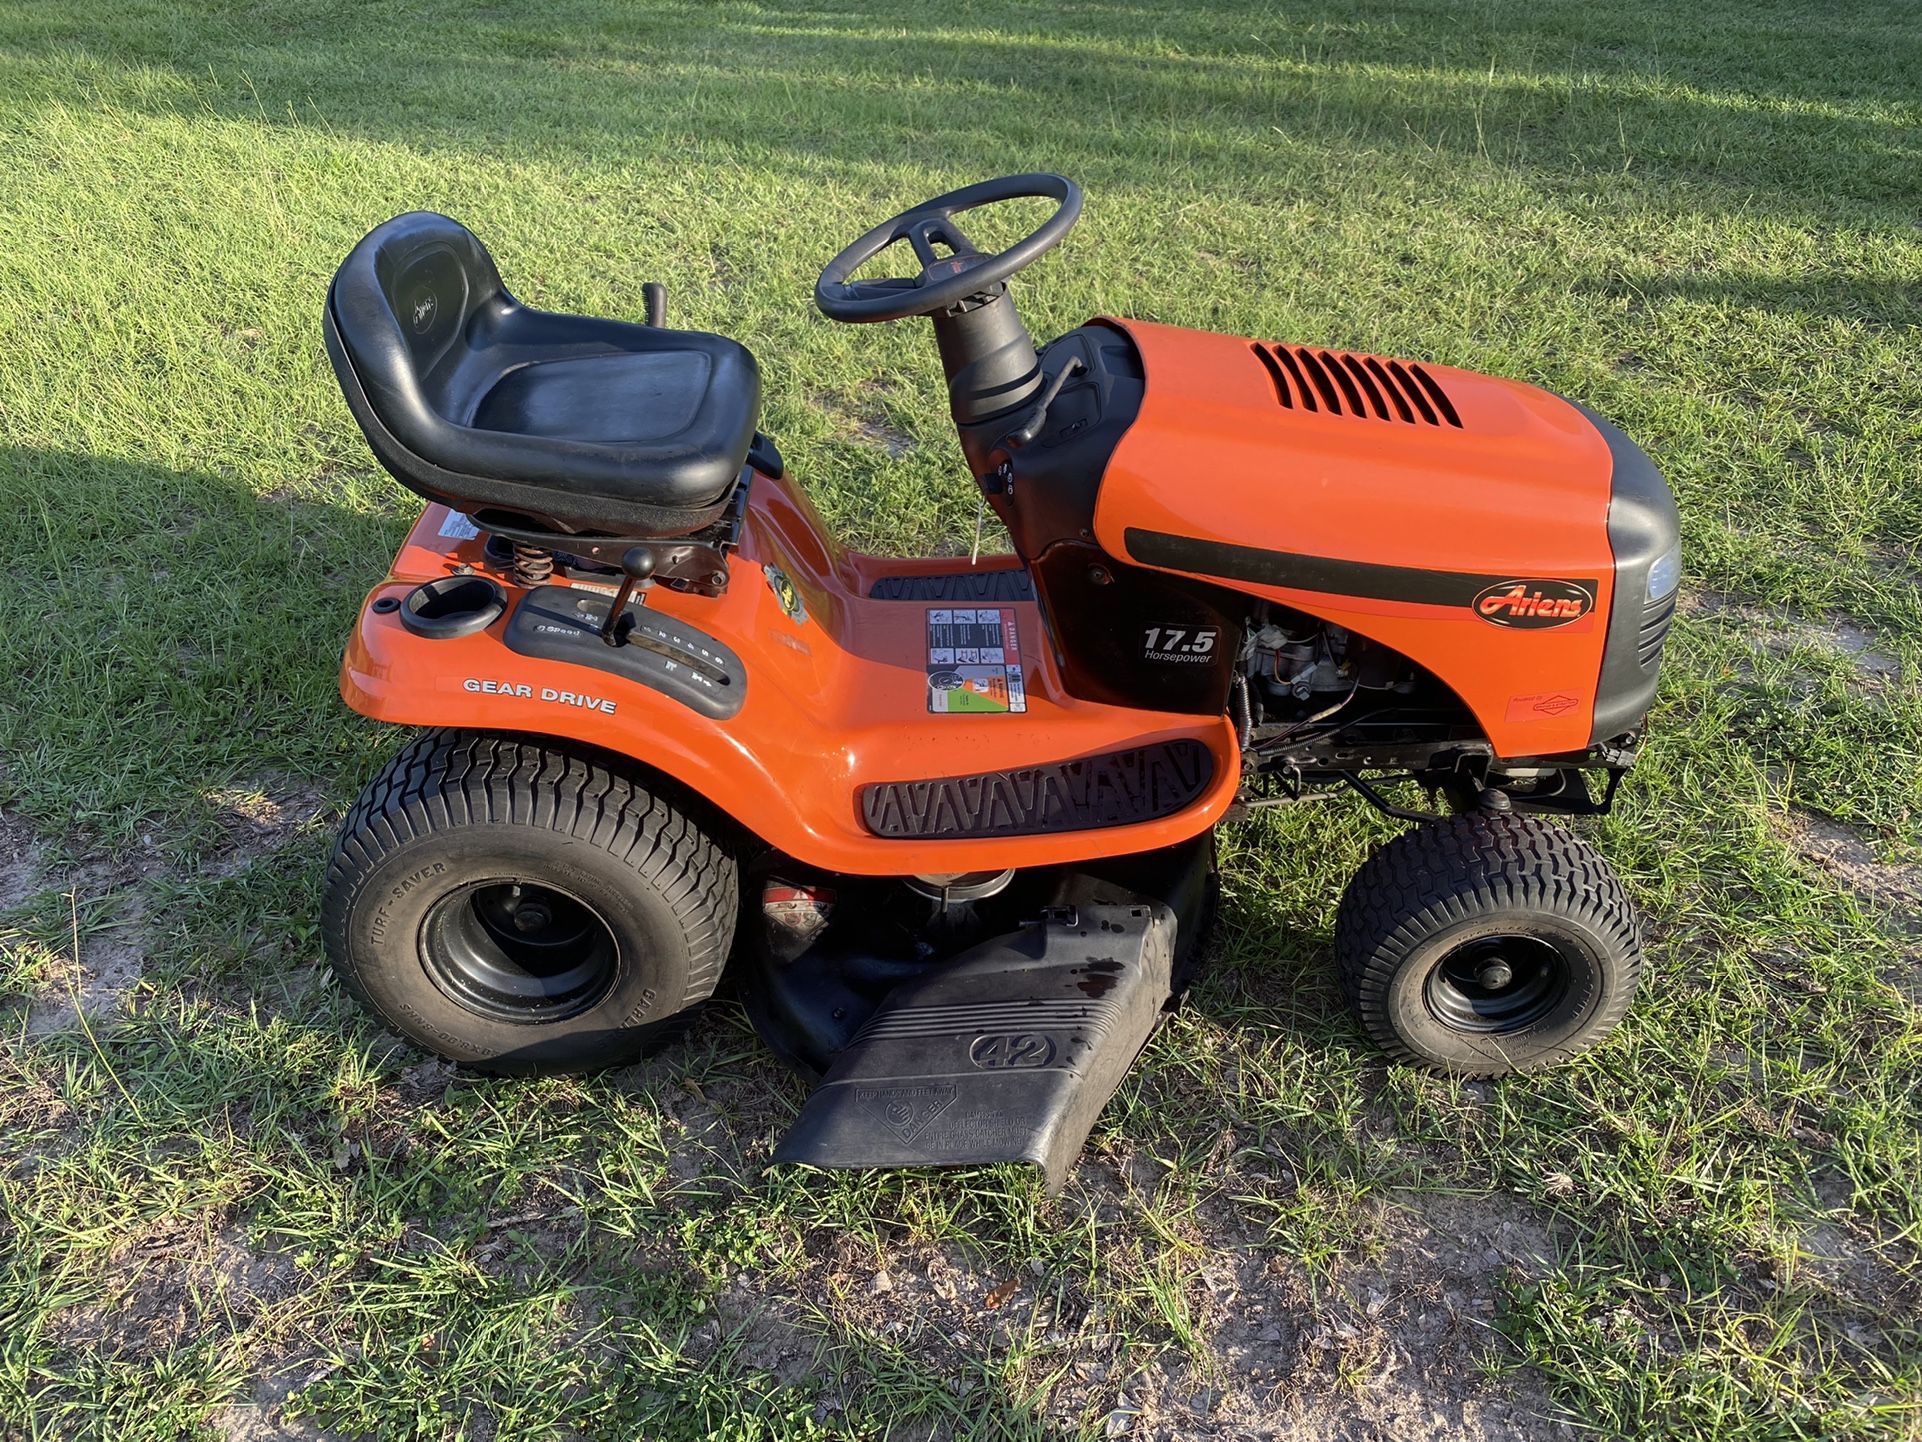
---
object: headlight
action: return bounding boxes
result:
[1646,543,1681,603]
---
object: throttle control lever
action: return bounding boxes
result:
[994,356,1085,457]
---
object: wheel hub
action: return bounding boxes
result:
[1425,935,1570,1035]
[422,880,619,1024]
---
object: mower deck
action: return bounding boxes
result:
[773,903,1176,1188]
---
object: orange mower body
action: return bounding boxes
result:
[315,174,1677,1185]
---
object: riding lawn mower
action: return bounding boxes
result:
[318,174,1678,1186]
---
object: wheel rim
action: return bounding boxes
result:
[421,880,619,1024]
[1423,934,1571,1034]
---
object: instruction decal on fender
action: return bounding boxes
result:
[925,607,1026,714]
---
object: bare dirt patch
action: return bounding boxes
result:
[4,807,174,1036]
[0,806,47,911]
[0,1060,81,1157]
[213,1381,335,1442]
[684,1170,1580,1441]
[1117,1188,1576,1441]
[1787,1217,1922,1350]
[205,776,333,878]
[811,389,919,458]
[852,416,916,458]
[1683,592,1902,680]
[47,1218,333,1439]
[704,1277,839,1392]
[11,811,197,1034]
[49,1218,307,1360]
[1779,810,1922,934]
[22,891,150,1037]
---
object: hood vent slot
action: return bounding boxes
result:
[1252,343,1463,428]
[1637,591,1676,668]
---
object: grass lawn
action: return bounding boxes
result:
[2,0,1920,1437]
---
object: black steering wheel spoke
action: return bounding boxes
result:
[904,223,944,272]
[904,213,979,267]
[815,173,1082,324]
[933,214,980,256]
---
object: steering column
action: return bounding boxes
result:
[813,173,1085,474]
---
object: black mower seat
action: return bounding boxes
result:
[324,211,760,536]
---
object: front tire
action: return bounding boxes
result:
[321,731,737,1073]
[1334,812,1643,1076]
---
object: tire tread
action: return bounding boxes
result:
[1334,812,1643,1076]
[321,729,737,1065]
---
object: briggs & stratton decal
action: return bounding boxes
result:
[763,563,807,623]
[1505,691,1585,723]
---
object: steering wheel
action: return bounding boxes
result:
[815,173,1083,324]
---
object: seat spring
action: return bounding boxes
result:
[512,541,555,587]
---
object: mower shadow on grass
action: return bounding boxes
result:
[1572,269,1922,338]
[0,445,405,832]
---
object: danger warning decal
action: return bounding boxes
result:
[856,1084,956,1144]
[926,607,1027,714]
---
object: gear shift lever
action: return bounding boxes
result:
[599,546,656,646]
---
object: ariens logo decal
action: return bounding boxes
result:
[1472,579,1595,629]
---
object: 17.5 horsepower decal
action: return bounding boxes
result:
[1142,625,1219,663]
[1472,579,1596,629]
[926,608,1026,714]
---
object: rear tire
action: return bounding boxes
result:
[1334,812,1642,1076]
[321,730,737,1073]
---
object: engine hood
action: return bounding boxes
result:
[1091,317,1628,757]
[1092,317,1616,583]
